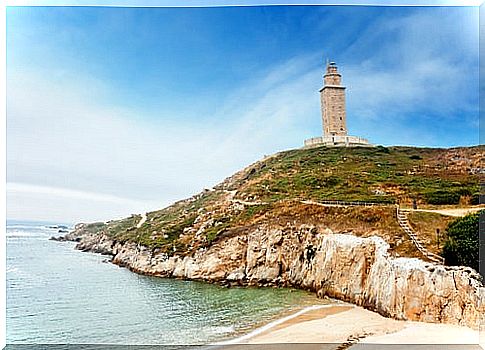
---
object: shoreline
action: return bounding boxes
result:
[61,222,484,346]
[66,220,484,331]
[217,303,346,345]
[56,237,484,348]
[220,302,482,348]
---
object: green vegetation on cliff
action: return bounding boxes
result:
[442,212,481,271]
[227,145,481,205]
[77,145,483,261]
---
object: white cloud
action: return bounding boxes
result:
[7,182,153,205]
[7,182,161,223]
[7,55,322,222]
[6,8,478,222]
[339,9,479,144]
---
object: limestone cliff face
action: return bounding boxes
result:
[70,224,484,329]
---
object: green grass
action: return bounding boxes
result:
[79,222,107,234]
[104,215,141,241]
[77,145,482,255]
[204,222,231,244]
[407,211,455,255]
[203,204,273,244]
[237,146,480,205]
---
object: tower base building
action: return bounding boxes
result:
[304,61,372,148]
[304,135,370,148]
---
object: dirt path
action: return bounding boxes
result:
[136,212,147,228]
[302,199,483,218]
[411,207,483,217]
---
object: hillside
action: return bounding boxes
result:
[62,145,485,329]
[69,145,483,262]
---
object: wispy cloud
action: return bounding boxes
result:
[7,182,153,205]
[6,183,160,223]
[340,9,478,144]
[7,55,321,222]
[6,7,478,222]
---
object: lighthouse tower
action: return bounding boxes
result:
[304,59,371,148]
[321,62,347,136]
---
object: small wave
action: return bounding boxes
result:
[7,225,50,230]
[6,230,50,238]
[209,325,235,334]
[6,266,19,274]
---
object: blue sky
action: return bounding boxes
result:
[6,4,480,222]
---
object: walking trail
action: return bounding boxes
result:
[136,213,147,228]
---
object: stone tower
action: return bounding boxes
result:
[303,59,370,148]
[320,61,347,136]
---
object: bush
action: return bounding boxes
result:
[376,146,390,154]
[324,176,341,187]
[442,211,481,271]
[455,187,472,196]
[470,193,481,205]
[425,190,460,205]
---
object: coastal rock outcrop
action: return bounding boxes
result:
[66,223,484,330]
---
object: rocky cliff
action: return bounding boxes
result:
[68,222,484,330]
[62,146,484,330]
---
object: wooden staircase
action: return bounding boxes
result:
[396,206,444,264]
[301,200,446,264]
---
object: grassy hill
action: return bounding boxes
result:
[78,145,483,261]
[223,145,481,204]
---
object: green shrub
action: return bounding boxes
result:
[376,146,390,154]
[425,191,460,205]
[324,176,342,187]
[442,211,481,271]
[205,222,230,243]
[455,188,472,196]
[165,215,197,240]
[471,193,481,205]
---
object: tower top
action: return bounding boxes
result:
[323,60,343,87]
[326,61,340,75]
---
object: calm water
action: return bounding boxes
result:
[6,221,324,345]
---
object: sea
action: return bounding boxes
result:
[6,220,325,346]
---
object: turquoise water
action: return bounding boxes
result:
[6,221,323,345]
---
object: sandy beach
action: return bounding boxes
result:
[228,303,483,349]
